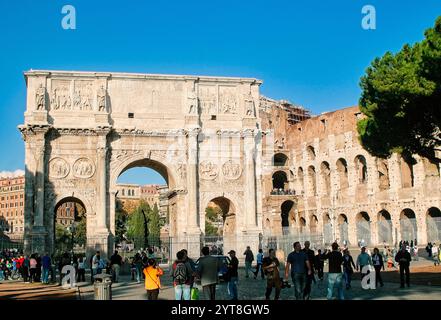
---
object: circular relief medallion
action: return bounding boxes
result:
[73,157,95,179]
[222,160,242,180]
[199,160,218,180]
[49,157,70,179]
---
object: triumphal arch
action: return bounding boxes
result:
[19,70,264,258]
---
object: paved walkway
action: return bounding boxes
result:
[2,254,441,300]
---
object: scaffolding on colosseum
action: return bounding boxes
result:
[259,96,311,124]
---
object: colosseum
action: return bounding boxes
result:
[260,98,441,251]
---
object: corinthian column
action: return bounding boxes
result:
[244,129,257,227]
[34,144,46,228]
[96,128,111,231]
[187,127,200,230]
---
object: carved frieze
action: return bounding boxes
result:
[222,160,242,180]
[176,162,187,180]
[48,157,70,179]
[199,86,217,114]
[51,80,71,110]
[73,157,96,179]
[219,86,237,114]
[199,161,218,180]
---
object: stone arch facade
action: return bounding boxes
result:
[21,70,263,258]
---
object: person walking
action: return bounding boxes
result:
[41,253,51,284]
[77,256,86,282]
[426,242,433,257]
[226,250,239,300]
[243,246,254,278]
[197,246,220,300]
[134,252,143,283]
[395,245,411,288]
[314,249,325,281]
[284,242,312,300]
[356,247,372,279]
[372,248,385,288]
[302,241,315,300]
[143,258,164,300]
[432,243,439,266]
[262,249,282,300]
[342,249,356,289]
[253,249,264,280]
[110,250,123,283]
[22,255,29,283]
[29,255,37,283]
[323,242,344,300]
[171,250,193,300]
[91,251,100,283]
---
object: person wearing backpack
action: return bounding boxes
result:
[171,250,193,300]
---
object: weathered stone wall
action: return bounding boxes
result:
[261,105,441,247]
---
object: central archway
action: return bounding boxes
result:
[112,158,173,254]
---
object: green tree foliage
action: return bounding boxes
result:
[73,215,87,247]
[358,16,441,163]
[55,223,71,253]
[205,206,223,236]
[126,200,162,248]
[115,199,128,244]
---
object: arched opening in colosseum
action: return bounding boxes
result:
[281,200,295,235]
[354,155,368,184]
[297,167,304,194]
[273,153,288,167]
[423,159,440,191]
[306,146,316,161]
[337,214,349,245]
[320,161,331,195]
[377,159,390,191]
[53,197,87,255]
[336,158,349,189]
[356,212,371,245]
[400,208,417,242]
[272,170,288,191]
[426,207,441,243]
[323,213,333,245]
[307,166,317,195]
[205,197,236,238]
[299,217,306,235]
[400,157,414,188]
[310,214,318,235]
[378,210,393,245]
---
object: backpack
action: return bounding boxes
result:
[173,262,188,284]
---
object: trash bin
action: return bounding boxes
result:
[93,273,112,300]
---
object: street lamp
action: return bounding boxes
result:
[67,222,77,254]
[141,210,150,249]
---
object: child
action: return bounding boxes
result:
[143,258,164,300]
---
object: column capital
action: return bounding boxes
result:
[186,127,201,138]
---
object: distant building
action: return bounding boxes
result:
[116,183,168,218]
[0,176,25,239]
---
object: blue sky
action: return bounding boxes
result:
[0,0,439,185]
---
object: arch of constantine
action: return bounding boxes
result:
[19,70,441,258]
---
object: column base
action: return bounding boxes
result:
[87,231,111,259]
[28,227,48,254]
